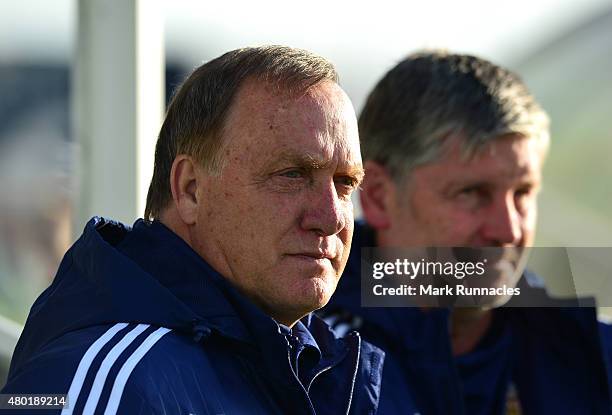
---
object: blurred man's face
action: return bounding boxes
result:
[364,134,547,303]
[192,80,363,325]
[384,135,545,248]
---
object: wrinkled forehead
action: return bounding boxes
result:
[233,78,344,112]
[394,134,546,192]
[439,133,547,166]
[264,80,354,128]
[227,79,361,165]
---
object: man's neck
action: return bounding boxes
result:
[449,308,493,356]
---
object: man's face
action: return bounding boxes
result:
[369,135,547,301]
[191,80,363,325]
[385,135,546,248]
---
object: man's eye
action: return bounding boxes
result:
[335,176,358,188]
[280,170,304,179]
[335,177,359,198]
[456,186,488,209]
[515,186,533,199]
[459,186,480,197]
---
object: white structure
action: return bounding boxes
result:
[73,0,164,230]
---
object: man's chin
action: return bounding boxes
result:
[296,277,337,310]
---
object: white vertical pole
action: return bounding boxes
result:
[135,1,164,220]
[73,0,164,233]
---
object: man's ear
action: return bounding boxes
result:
[359,161,397,230]
[169,155,202,226]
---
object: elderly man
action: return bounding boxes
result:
[322,51,612,414]
[2,46,384,414]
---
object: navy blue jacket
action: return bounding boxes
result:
[321,222,612,415]
[2,218,384,414]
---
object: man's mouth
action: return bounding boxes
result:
[288,252,334,260]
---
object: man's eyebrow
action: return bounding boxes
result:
[279,152,333,169]
[441,179,490,194]
[444,175,541,192]
[348,166,366,183]
[268,150,364,179]
[448,179,490,187]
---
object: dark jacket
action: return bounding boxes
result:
[321,222,612,415]
[2,217,384,415]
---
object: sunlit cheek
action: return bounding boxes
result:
[341,202,355,236]
[273,195,308,224]
[343,202,354,231]
[455,193,481,212]
[524,207,539,238]
[336,247,350,276]
[439,194,483,235]
[516,198,538,243]
[449,209,485,245]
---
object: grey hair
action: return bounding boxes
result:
[358,50,550,181]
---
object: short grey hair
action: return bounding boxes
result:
[358,50,550,180]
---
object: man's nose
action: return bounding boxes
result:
[301,180,346,236]
[480,193,522,246]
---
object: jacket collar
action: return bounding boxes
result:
[87,218,350,367]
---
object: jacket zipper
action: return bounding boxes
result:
[306,331,362,415]
[285,337,317,415]
[344,331,360,415]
